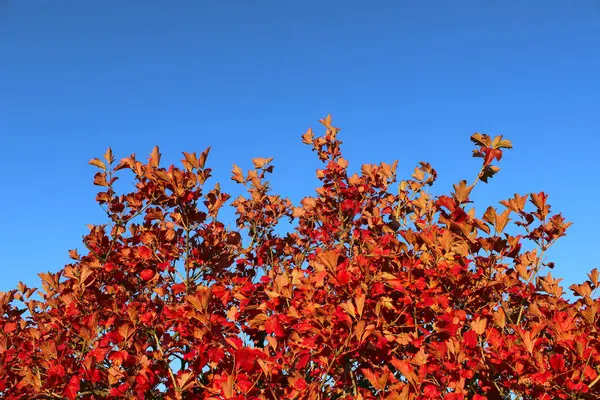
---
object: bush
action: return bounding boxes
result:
[1,116,598,399]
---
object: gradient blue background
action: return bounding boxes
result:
[1,1,599,293]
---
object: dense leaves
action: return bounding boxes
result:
[1,116,599,399]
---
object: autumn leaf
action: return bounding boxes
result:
[410,348,428,366]
[88,158,106,170]
[182,151,199,169]
[222,374,234,399]
[93,172,108,186]
[479,165,500,183]
[495,208,511,233]
[68,249,79,260]
[231,164,244,183]
[251,157,273,169]
[140,269,155,281]
[491,135,513,149]
[138,246,153,259]
[452,180,473,204]
[265,315,285,337]
[227,306,238,321]
[412,166,425,181]
[588,268,599,286]
[63,376,81,400]
[493,308,506,329]
[302,127,314,144]
[470,318,487,335]
[318,250,339,271]
[530,191,548,211]
[463,329,478,347]
[199,146,211,169]
[319,113,333,128]
[149,145,161,168]
[104,147,115,164]
[355,292,366,317]
[361,368,386,391]
[389,358,418,386]
[470,132,491,147]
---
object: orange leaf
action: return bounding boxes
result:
[177,371,195,392]
[149,146,161,168]
[93,172,108,187]
[88,158,106,170]
[231,164,244,183]
[410,348,428,366]
[470,133,491,147]
[318,250,339,271]
[223,373,234,399]
[452,180,473,203]
[389,358,418,385]
[354,320,366,342]
[520,330,535,354]
[68,249,79,260]
[493,308,506,329]
[588,268,599,287]
[492,135,513,149]
[182,152,199,169]
[319,113,333,128]
[530,192,547,210]
[227,306,238,321]
[198,146,211,169]
[104,147,114,164]
[470,318,487,335]
[355,292,366,317]
[302,128,314,144]
[361,368,385,390]
[495,208,511,233]
[251,157,273,169]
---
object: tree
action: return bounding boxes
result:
[0,116,598,399]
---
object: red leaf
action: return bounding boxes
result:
[463,329,478,348]
[294,377,308,390]
[336,269,352,285]
[104,262,116,272]
[108,350,129,365]
[550,354,565,371]
[208,347,225,364]
[47,364,66,380]
[265,315,285,337]
[4,322,17,333]
[482,147,503,166]
[423,384,441,398]
[63,376,81,400]
[138,246,153,260]
[171,282,186,295]
[436,195,456,212]
[140,269,155,281]
[235,348,263,371]
[296,352,311,369]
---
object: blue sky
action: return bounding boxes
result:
[1,1,599,293]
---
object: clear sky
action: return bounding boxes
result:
[1,1,599,293]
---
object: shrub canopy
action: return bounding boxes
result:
[1,116,599,399]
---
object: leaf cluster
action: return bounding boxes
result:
[1,116,598,399]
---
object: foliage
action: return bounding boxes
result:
[1,116,599,399]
